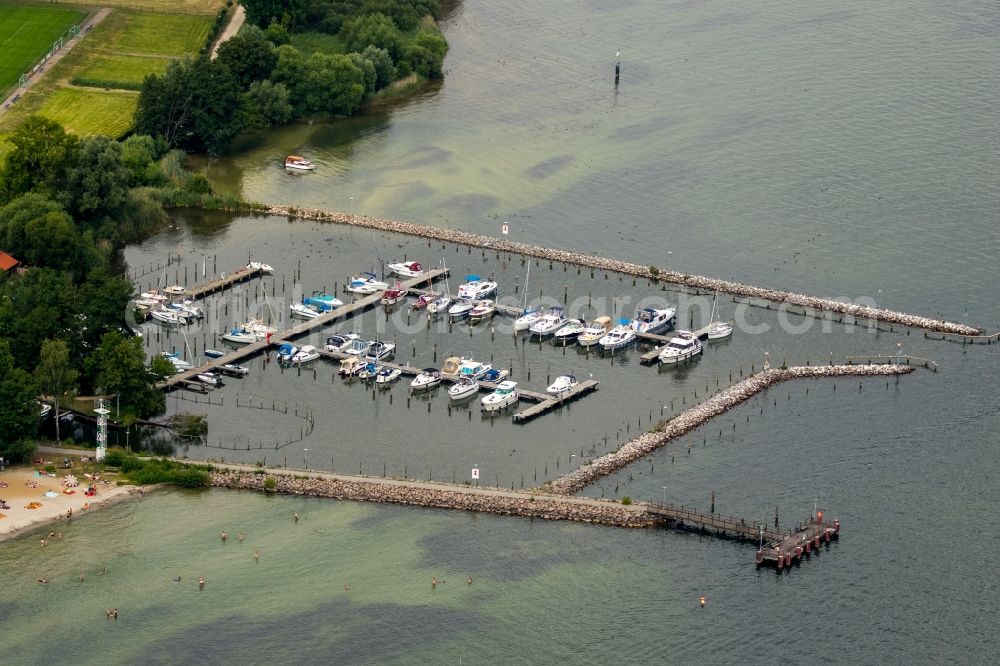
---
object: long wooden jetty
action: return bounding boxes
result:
[185,265,263,300]
[158,268,449,389]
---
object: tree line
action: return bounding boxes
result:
[0,117,219,463]
[134,0,448,154]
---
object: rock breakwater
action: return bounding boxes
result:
[209,470,657,528]
[548,364,915,495]
[263,205,980,335]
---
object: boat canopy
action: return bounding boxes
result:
[465,274,481,281]
[286,155,305,161]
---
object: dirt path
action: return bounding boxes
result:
[210,4,245,59]
[0,8,112,120]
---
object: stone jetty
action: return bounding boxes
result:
[263,205,980,335]
[209,468,657,528]
[547,364,915,495]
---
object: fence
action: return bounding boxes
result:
[2,21,82,107]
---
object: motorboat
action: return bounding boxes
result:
[290,302,321,319]
[387,261,423,278]
[197,372,222,387]
[204,349,225,358]
[529,307,567,337]
[481,380,519,412]
[375,367,402,386]
[546,374,579,394]
[161,304,194,323]
[553,319,586,343]
[222,326,258,344]
[346,272,389,294]
[448,376,479,401]
[629,306,676,335]
[164,285,186,296]
[513,307,542,332]
[599,323,637,351]
[457,275,498,299]
[577,316,613,347]
[364,341,396,362]
[339,357,368,377]
[139,290,168,303]
[658,330,703,365]
[469,299,495,321]
[325,333,360,352]
[343,338,372,356]
[410,368,442,390]
[380,283,407,306]
[480,368,509,383]
[707,321,733,340]
[411,293,435,310]
[305,291,343,309]
[248,261,274,273]
[440,356,462,377]
[150,308,185,326]
[458,358,492,380]
[219,364,249,377]
[291,345,320,364]
[426,294,452,316]
[277,343,299,365]
[357,363,380,381]
[448,298,474,320]
[284,155,314,171]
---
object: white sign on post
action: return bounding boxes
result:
[471,467,480,480]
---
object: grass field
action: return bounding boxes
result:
[36,87,137,137]
[38,0,224,15]
[77,53,169,85]
[105,12,213,56]
[0,4,85,92]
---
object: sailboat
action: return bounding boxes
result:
[706,290,733,340]
[513,262,541,331]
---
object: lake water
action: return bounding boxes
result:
[7,0,1000,662]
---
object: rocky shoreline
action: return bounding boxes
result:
[547,364,916,495]
[209,470,657,528]
[263,205,980,335]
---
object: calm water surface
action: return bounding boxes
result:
[7,0,1000,662]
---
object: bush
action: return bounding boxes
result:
[264,476,277,491]
[103,448,128,467]
[44,464,56,474]
[621,496,632,505]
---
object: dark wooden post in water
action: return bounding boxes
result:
[615,49,621,86]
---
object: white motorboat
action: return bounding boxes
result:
[458,358,492,380]
[290,302,321,319]
[481,380,519,412]
[529,307,567,337]
[707,321,733,340]
[629,306,676,335]
[457,275,498,299]
[277,343,299,365]
[364,341,396,362]
[284,155,314,171]
[448,376,479,401]
[150,309,185,325]
[387,261,424,278]
[344,338,372,356]
[426,294,452,316]
[325,333,360,352]
[139,290,167,303]
[410,368,442,390]
[448,298,474,319]
[169,301,203,319]
[599,324,638,351]
[440,356,462,377]
[204,349,225,358]
[658,331,703,365]
[480,368,509,383]
[248,261,274,273]
[304,292,343,310]
[553,319,586,343]
[412,293,435,310]
[291,345,320,364]
[197,372,222,387]
[346,272,389,294]
[219,364,249,377]
[546,374,579,394]
[339,357,368,377]
[513,307,542,332]
[375,367,402,386]
[469,299,495,321]
[222,327,258,344]
[380,283,407,306]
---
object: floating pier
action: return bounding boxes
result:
[184,265,263,300]
[638,324,715,364]
[756,515,841,568]
[511,380,599,423]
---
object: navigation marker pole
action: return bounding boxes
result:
[615,49,621,86]
[95,399,110,462]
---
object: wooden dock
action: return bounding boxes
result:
[645,502,840,567]
[158,268,449,389]
[639,324,713,364]
[185,265,263,300]
[511,379,600,423]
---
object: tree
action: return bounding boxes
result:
[120,135,167,187]
[0,194,100,281]
[242,0,307,28]
[0,268,79,370]
[217,28,279,87]
[242,80,293,129]
[348,53,377,94]
[0,115,78,204]
[339,12,404,60]
[272,48,366,117]
[60,135,131,226]
[35,339,77,444]
[86,331,164,419]
[0,340,39,463]
[361,45,396,90]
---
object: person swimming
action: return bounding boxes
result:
[173,576,182,582]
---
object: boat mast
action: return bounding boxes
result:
[709,289,719,325]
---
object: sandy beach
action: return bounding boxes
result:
[0,461,141,543]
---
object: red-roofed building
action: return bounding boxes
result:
[0,251,20,273]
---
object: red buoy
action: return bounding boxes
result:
[755,550,764,565]
[778,554,784,568]
[814,536,821,548]
[805,540,812,553]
